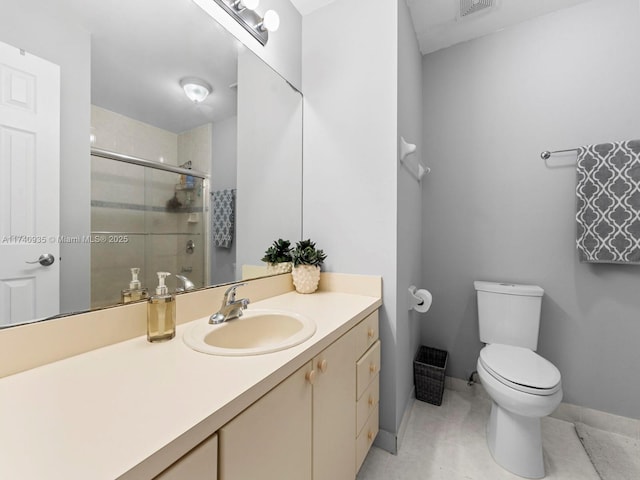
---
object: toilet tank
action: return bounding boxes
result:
[474,281,544,350]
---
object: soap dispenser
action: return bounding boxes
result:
[121,267,149,304]
[147,272,176,342]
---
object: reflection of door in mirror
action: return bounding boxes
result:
[0,40,61,326]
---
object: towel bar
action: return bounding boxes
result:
[540,148,579,160]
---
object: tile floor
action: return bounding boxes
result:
[357,385,600,480]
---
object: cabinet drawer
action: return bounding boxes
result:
[356,340,380,399]
[354,311,379,360]
[356,405,379,472]
[356,375,379,436]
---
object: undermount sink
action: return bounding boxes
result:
[183,309,317,356]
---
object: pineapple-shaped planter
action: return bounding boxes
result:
[291,265,321,294]
[261,239,293,276]
[291,239,327,294]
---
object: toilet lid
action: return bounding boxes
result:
[480,344,561,393]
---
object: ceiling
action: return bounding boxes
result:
[290,0,593,54]
[19,0,241,133]
[407,0,593,55]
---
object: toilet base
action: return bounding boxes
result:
[487,401,545,479]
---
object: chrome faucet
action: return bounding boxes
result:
[175,275,195,292]
[209,283,250,324]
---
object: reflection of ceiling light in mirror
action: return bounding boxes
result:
[258,10,280,32]
[180,78,212,103]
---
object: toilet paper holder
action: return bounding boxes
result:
[408,285,432,313]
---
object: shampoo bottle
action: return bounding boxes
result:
[121,268,149,304]
[147,272,176,342]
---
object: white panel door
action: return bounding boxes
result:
[0,40,60,326]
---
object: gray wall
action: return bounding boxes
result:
[396,0,423,431]
[1,1,91,314]
[302,0,400,445]
[421,0,640,419]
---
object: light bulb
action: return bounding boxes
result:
[233,0,259,10]
[261,10,280,32]
[242,0,259,10]
[180,78,212,104]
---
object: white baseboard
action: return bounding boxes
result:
[373,387,416,454]
[397,387,415,450]
[373,428,397,454]
[445,375,640,440]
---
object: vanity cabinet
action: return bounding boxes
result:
[217,310,379,480]
[154,434,218,480]
[312,326,357,480]
[218,363,313,480]
[354,312,380,472]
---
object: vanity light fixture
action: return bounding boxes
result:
[231,0,259,11]
[180,77,212,104]
[257,10,280,32]
[206,0,280,45]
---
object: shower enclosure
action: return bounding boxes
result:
[90,149,209,308]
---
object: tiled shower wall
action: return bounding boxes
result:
[90,106,209,308]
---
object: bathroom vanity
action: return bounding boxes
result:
[0,274,381,479]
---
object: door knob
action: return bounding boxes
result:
[25,253,55,266]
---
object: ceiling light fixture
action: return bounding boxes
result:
[203,0,280,46]
[180,78,212,104]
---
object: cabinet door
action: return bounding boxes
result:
[313,330,356,480]
[219,363,313,480]
[155,434,217,480]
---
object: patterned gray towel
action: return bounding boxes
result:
[576,140,640,263]
[211,189,236,249]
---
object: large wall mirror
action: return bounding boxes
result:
[0,0,302,328]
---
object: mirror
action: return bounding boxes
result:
[0,0,302,327]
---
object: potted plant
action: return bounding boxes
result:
[261,239,293,275]
[290,239,327,294]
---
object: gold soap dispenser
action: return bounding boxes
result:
[147,272,176,342]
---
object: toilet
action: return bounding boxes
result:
[474,281,562,479]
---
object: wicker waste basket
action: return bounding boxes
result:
[413,346,448,406]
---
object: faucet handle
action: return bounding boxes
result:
[223,282,247,303]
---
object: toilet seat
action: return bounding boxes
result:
[479,344,561,396]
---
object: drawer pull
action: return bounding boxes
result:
[368,430,374,442]
[305,370,316,385]
[367,327,375,339]
[369,363,377,374]
[317,359,328,373]
[368,395,375,407]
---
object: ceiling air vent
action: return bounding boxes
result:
[460,0,494,17]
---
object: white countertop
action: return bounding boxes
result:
[0,291,381,480]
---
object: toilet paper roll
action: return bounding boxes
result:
[413,289,432,313]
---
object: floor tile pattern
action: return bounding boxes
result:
[357,387,599,480]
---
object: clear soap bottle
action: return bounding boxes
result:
[147,272,176,342]
[121,267,149,304]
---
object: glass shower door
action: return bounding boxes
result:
[90,155,206,308]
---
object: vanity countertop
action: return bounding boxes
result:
[0,290,381,480]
